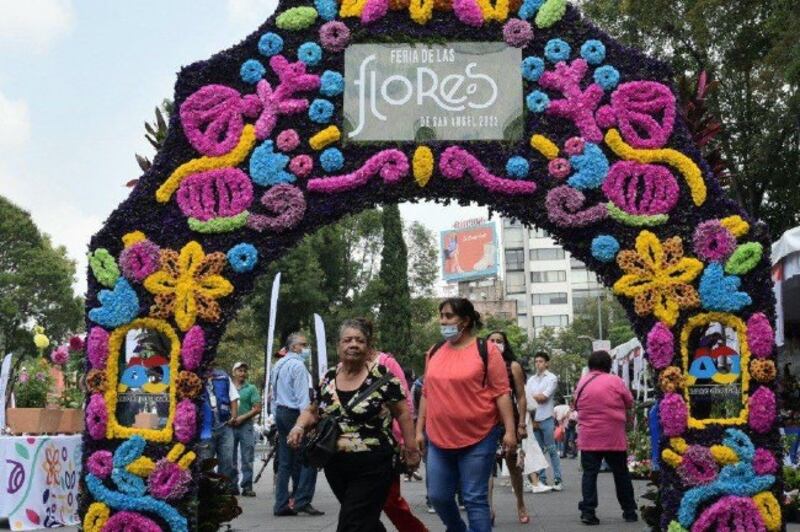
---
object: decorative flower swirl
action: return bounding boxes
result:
[144,241,233,331]
[613,231,703,326]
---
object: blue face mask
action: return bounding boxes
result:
[300,347,312,361]
[440,324,461,342]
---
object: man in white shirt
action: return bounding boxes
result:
[525,352,563,490]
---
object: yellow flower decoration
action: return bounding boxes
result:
[530,134,559,160]
[661,448,682,468]
[709,445,738,465]
[127,456,157,477]
[84,502,110,532]
[144,241,233,331]
[340,0,368,17]
[613,231,703,326]
[753,491,781,532]
[413,146,434,187]
[309,126,341,150]
[476,0,509,22]
[720,215,749,238]
[167,442,197,470]
[409,0,434,24]
[669,437,688,454]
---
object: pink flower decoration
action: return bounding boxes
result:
[692,220,736,262]
[659,392,687,437]
[748,386,776,434]
[247,184,306,232]
[102,512,162,532]
[119,239,161,283]
[548,158,571,179]
[86,450,113,478]
[602,161,679,216]
[676,445,718,486]
[176,168,253,222]
[68,335,84,351]
[179,85,254,156]
[545,185,607,227]
[290,155,313,177]
[252,56,321,141]
[747,313,774,359]
[646,322,674,369]
[452,0,485,27]
[564,137,585,156]
[753,448,778,475]
[175,399,196,443]
[276,129,300,152]
[319,21,350,52]
[87,327,110,369]
[596,81,676,149]
[307,150,409,193]
[148,459,192,500]
[692,495,766,532]
[86,393,108,440]
[539,59,605,143]
[50,346,69,365]
[180,325,205,371]
[503,19,533,47]
[439,146,537,195]
[361,0,389,23]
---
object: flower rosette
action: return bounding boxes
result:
[748,387,776,434]
[677,445,718,486]
[659,366,685,393]
[87,393,109,440]
[659,392,688,437]
[176,371,203,399]
[175,399,197,443]
[148,459,192,501]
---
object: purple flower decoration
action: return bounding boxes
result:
[68,335,84,351]
[753,448,778,475]
[180,325,205,371]
[50,345,69,365]
[87,450,113,478]
[148,459,192,500]
[87,326,109,369]
[646,321,674,369]
[692,495,766,532]
[503,19,533,47]
[677,445,718,486]
[693,220,736,262]
[102,512,161,532]
[659,392,687,437]
[119,239,161,283]
[748,386,776,434]
[319,21,350,52]
[86,393,108,440]
[747,313,774,359]
[175,399,196,443]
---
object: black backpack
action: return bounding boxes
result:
[427,338,490,387]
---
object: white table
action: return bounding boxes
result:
[0,434,81,530]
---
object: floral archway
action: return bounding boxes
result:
[81,0,781,530]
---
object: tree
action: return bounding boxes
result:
[0,196,83,358]
[216,306,267,386]
[582,0,800,235]
[480,315,529,355]
[377,205,413,365]
[406,221,439,297]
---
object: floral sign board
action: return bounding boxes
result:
[343,42,523,141]
[82,0,782,530]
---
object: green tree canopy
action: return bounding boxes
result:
[377,205,413,365]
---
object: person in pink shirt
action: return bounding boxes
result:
[573,350,637,526]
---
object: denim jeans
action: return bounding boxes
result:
[533,416,562,483]
[427,426,500,532]
[233,422,255,491]
[275,406,317,513]
[198,425,236,486]
[579,451,636,516]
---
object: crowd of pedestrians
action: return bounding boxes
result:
[198,296,641,530]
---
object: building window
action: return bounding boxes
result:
[532,292,568,305]
[530,270,567,283]
[530,248,565,261]
[572,288,607,310]
[570,258,586,268]
[506,271,526,294]
[531,227,550,238]
[505,248,525,271]
[533,315,570,328]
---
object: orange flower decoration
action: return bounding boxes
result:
[144,241,233,331]
[750,359,776,383]
[613,231,703,327]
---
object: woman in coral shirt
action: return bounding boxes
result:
[415,298,517,532]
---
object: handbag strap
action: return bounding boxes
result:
[573,373,602,411]
[339,371,392,417]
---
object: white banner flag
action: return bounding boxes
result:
[0,353,13,430]
[314,314,328,381]
[263,272,281,420]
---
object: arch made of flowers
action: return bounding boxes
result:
[82,1,781,530]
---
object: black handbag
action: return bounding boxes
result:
[301,372,392,468]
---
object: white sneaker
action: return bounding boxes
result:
[551,481,563,492]
[426,504,436,514]
[531,484,552,493]
[523,479,534,493]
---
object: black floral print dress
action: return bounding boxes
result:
[317,363,405,453]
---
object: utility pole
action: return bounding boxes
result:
[597,296,603,340]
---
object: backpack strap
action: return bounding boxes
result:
[477,338,489,387]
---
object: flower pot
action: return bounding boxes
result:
[5,407,85,435]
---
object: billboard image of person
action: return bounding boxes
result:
[440,223,498,282]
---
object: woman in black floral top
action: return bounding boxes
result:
[288,319,420,532]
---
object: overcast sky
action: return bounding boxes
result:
[0,0,489,296]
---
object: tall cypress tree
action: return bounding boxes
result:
[377,204,413,364]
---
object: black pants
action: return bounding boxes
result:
[324,450,394,532]
[579,450,637,516]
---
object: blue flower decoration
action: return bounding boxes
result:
[567,143,609,189]
[580,40,606,65]
[591,235,620,263]
[315,0,338,20]
[114,435,146,467]
[544,39,571,63]
[698,263,752,312]
[722,428,755,462]
[521,57,545,82]
[526,90,550,113]
[298,42,323,66]
[258,32,284,57]
[88,278,140,328]
[320,70,344,96]
[594,65,620,90]
[240,59,266,85]
[309,98,335,123]
[320,148,344,173]
[518,0,544,20]
[250,140,296,186]
[227,243,259,273]
[506,156,529,178]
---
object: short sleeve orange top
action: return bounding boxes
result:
[423,338,510,449]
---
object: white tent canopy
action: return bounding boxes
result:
[772,226,800,346]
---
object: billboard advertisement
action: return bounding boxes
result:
[441,222,498,282]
